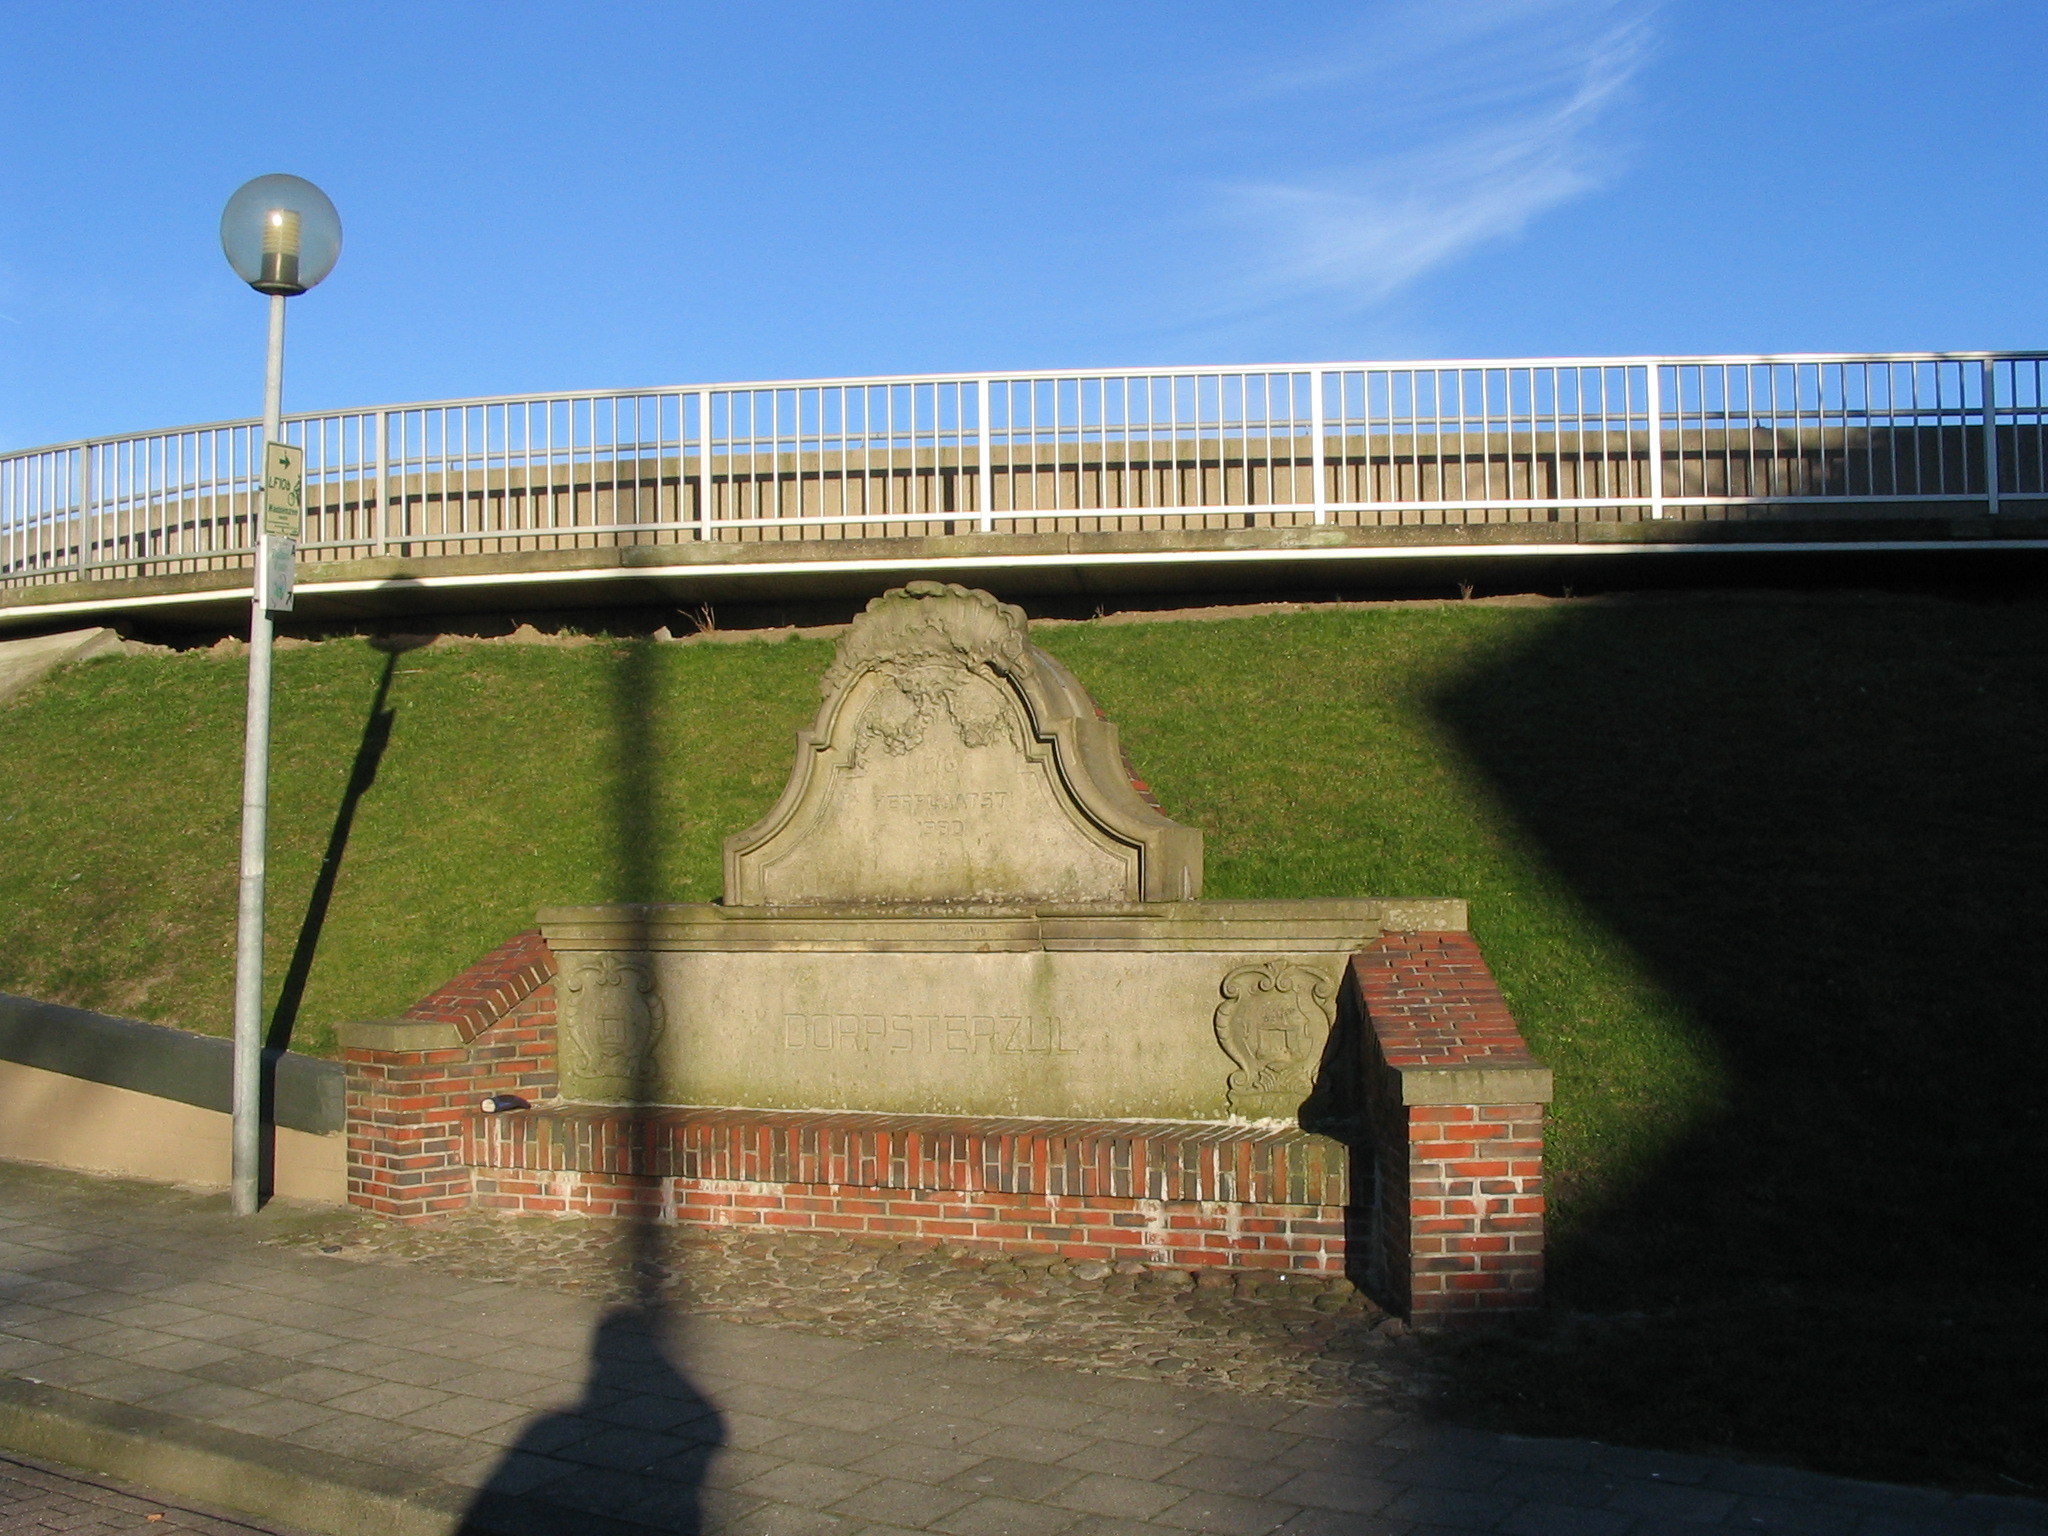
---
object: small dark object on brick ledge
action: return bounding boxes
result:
[479,1093,531,1114]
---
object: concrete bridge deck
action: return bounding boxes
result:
[9,351,2048,632]
[5,516,2044,636]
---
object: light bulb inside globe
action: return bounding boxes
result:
[259,209,302,294]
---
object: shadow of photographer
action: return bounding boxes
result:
[458,634,728,1534]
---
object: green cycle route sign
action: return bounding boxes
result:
[261,441,303,538]
[259,441,302,611]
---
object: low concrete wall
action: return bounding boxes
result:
[0,992,346,1203]
[0,1060,344,1202]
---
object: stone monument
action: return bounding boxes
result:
[342,581,1552,1318]
[540,582,1461,1124]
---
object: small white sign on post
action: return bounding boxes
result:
[259,441,302,612]
[262,536,297,612]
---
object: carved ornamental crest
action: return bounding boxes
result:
[723,580,1205,906]
[562,954,667,1096]
[819,581,1034,698]
[832,585,1030,766]
[1213,961,1337,1119]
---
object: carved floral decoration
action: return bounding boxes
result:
[830,583,1031,766]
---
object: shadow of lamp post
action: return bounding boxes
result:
[218,173,341,1217]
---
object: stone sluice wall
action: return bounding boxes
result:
[340,926,1548,1326]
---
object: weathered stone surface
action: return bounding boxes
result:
[724,582,1203,905]
[540,901,1462,1119]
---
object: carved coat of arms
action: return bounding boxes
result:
[1213,961,1337,1119]
[562,955,667,1098]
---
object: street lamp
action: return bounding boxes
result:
[219,174,341,1217]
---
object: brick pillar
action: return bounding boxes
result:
[1350,933,1552,1326]
[339,931,558,1221]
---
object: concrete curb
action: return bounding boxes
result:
[0,1374,703,1536]
[0,1375,469,1536]
[0,627,122,706]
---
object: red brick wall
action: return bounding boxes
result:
[467,1105,1346,1202]
[1402,1102,1544,1315]
[465,1106,1351,1271]
[467,1169,1347,1273]
[1351,933,1549,1323]
[342,932,559,1220]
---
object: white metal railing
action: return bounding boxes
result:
[7,352,2046,589]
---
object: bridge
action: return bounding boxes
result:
[5,350,2045,632]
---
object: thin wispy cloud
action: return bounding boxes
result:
[1208,0,1656,318]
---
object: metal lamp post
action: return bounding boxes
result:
[219,174,341,1216]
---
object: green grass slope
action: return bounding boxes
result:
[0,633,826,1055]
[2,594,2044,1489]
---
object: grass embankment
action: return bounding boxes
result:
[2,595,2044,1492]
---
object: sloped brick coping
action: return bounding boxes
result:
[340,931,561,1220]
[340,927,1551,1321]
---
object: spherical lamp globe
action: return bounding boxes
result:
[219,174,342,296]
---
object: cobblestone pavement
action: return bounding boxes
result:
[260,1206,1422,1410]
[3,1163,2046,1536]
[0,1450,308,1534]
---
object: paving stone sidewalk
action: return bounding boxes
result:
[1,1164,2044,1536]
[0,1449,311,1534]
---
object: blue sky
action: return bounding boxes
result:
[1,0,2041,451]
